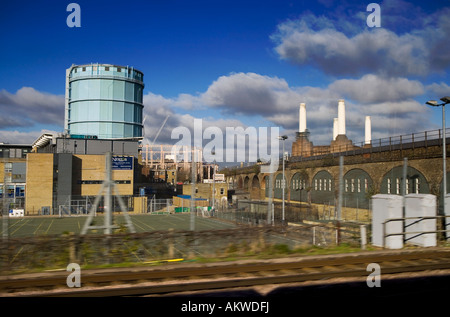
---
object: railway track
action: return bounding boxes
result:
[1,248,450,297]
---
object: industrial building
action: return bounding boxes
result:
[228,98,450,219]
[24,134,139,215]
[0,143,31,207]
[65,63,144,139]
[141,143,219,184]
[1,62,229,216]
[292,100,372,157]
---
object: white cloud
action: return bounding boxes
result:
[200,72,290,115]
[0,87,64,127]
[329,75,425,104]
[0,129,59,144]
[0,70,435,152]
[271,6,450,77]
[426,82,450,99]
[272,21,428,77]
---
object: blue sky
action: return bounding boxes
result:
[1,0,450,155]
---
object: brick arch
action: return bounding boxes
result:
[311,170,335,205]
[380,165,430,195]
[263,175,271,198]
[237,175,243,189]
[243,175,250,191]
[343,168,373,209]
[274,173,288,200]
[290,172,309,202]
[250,175,261,200]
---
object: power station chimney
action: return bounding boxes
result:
[338,99,346,136]
[365,116,372,145]
[333,118,338,141]
[299,103,307,133]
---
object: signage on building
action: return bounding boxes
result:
[112,156,133,170]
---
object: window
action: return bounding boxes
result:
[220,188,224,195]
[105,66,110,71]
[396,178,400,194]
[117,67,122,72]
[415,179,420,193]
[365,179,368,192]
[319,179,322,191]
[406,178,409,194]
[345,179,348,192]
[351,179,355,192]
[387,178,391,194]
[5,162,12,173]
[314,179,317,190]
[358,179,361,193]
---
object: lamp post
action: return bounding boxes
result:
[426,96,450,217]
[212,150,216,215]
[278,135,288,226]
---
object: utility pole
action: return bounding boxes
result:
[2,158,9,240]
[190,148,196,231]
[337,156,343,245]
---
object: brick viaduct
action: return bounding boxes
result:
[224,135,450,210]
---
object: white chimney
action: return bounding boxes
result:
[365,116,372,144]
[338,99,346,135]
[299,103,307,133]
[333,118,338,141]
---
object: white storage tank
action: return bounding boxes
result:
[405,194,437,247]
[445,195,450,240]
[371,194,404,249]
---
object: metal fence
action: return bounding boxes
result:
[147,197,173,213]
[216,200,319,226]
[0,222,364,273]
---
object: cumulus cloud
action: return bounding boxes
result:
[329,75,425,104]
[191,72,430,144]
[426,82,450,99]
[271,5,450,77]
[0,87,64,127]
[141,91,251,147]
[200,72,291,116]
[0,72,435,153]
[272,21,428,77]
[0,129,59,144]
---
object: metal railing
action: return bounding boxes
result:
[290,127,450,163]
[382,215,450,247]
[230,128,450,172]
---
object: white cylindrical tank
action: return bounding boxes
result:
[299,103,306,133]
[338,99,346,135]
[365,116,372,145]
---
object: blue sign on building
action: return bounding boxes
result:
[112,156,133,170]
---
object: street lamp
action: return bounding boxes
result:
[278,135,288,226]
[211,150,216,216]
[426,96,450,218]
